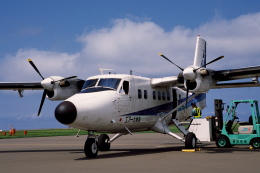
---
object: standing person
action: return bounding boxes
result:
[191,102,201,118]
[186,102,202,120]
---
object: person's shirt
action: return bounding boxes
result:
[192,107,201,118]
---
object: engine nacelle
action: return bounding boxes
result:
[184,69,217,93]
[42,76,84,101]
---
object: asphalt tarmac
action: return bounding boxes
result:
[0,133,259,173]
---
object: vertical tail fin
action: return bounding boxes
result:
[193,35,206,67]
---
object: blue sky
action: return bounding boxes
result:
[1,1,260,130]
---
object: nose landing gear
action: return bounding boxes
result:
[84,132,111,158]
[84,131,98,158]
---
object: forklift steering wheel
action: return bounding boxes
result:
[234,116,239,119]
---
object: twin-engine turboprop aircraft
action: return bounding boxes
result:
[1,36,260,158]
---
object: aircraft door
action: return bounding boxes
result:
[171,88,178,119]
[117,79,134,115]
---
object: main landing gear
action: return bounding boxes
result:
[84,132,112,158]
[185,132,197,149]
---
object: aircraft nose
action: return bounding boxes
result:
[55,101,77,124]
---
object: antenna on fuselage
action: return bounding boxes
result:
[99,68,114,75]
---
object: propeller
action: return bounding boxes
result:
[27,59,77,116]
[28,59,47,116]
[159,54,224,107]
[186,81,190,107]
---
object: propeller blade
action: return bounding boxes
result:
[158,53,184,71]
[61,76,78,81]
[28,59,45,80]
[38,89,47,116]
[186,80,190,107]
[194,56,224,72]
[51,76,78,84]
[205,55,224,66]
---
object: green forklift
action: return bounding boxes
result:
[216,100,260,148]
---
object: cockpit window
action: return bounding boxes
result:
[81,79,98,90]
[97,78,121,90]
[80,78,121,93]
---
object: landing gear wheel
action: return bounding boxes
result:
[216,135,231,148]
[84,138,98,158]
[185,132,197,149]
[98,134,111,151]
[251,138,260,149]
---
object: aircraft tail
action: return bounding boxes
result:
[193,35,206,67]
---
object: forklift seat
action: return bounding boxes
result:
[239,116,253,126]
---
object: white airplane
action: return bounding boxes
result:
[1,36,260,158]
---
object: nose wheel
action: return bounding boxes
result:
[84,131,99,158]
[84,138,98,158]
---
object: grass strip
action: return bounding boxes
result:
[0,126,180,139]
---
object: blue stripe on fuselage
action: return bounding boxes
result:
[178,93,206,111]
[122,93,206,116]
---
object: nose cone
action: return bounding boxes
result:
[55,101,77,124]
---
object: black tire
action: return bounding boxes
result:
[216,135,231,148]
[251,138,260,149]
[98,134,111,151]
[185,132,197,149]
[84,138,98,158]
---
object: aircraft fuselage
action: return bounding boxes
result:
[55,74,201,133]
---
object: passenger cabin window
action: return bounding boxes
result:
[120,81,129,95]
[162,92,166,100]
[158,91,161,100]
[153,91,156,100]
[144,90,148,99]
[138,89,142,99]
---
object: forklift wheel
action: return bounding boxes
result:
[216,135,231,148]
[251,138,260,149]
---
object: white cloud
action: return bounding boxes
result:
[0,49,79,81]
[1,13,260,82]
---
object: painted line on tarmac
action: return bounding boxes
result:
[0,143,156,146]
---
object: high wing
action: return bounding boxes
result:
[212,65,260,89]
[213,65,260,81]
[0,82,43,90]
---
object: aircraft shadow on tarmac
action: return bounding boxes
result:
[1,143,259,160]
[74,143,260,160]
[75,146,184,160]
